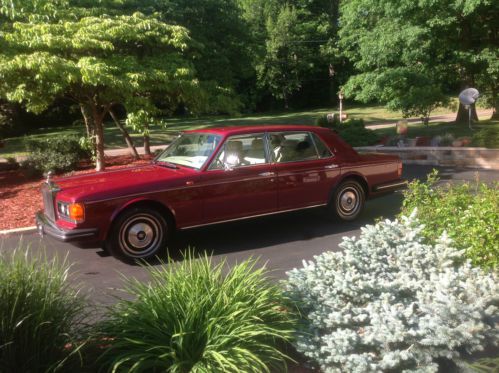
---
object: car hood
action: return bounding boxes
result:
[53,163,198,202]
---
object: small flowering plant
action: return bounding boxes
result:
[286,212,498,372]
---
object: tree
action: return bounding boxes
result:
[339,0,499,122]
[257,5,304,108]
[0,10,198,171]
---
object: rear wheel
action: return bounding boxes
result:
[330,180,365,221]
[106,207,169,261]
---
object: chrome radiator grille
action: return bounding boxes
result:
[41,183,56,221]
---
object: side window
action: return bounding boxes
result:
[209,133,267,170]
[312,133,333,158]
[270,132,318,163]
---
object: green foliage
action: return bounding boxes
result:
[257,5,303,107]
[286,213,499,372]
[317,117,379,146]
[314,114,330,127]
[400,170,499,269]
[0,3,228,170]
[0,244,88,372]
[98,253,297,372]
[22,135,90,175]
[339,0,498,118]
[472,127,499,148]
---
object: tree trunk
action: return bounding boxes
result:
[80,104,95,140]
[94,117,106,171]
[491,89,499,120]
[143,123,151,156]
[455,103,479,124]
[110,110,139,160]
[282,89,289,110]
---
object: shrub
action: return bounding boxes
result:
[21,135,91,176]
[286,213,499,372]
[315,114,333,127]
[0,245,88,372]
[98,253,297,372]
[438,133,455,146]
[472,127,499,148]
[316,117,380,146]
[400,170,498,269]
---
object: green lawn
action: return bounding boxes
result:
[373,119,499,143]
[0,103,495,158]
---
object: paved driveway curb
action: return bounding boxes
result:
[0,226,37,235]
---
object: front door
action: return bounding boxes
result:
[200,133,277,223]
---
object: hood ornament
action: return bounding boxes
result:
[44,171,59,191]
[46,171,53,184]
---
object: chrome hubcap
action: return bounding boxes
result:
[340,190,357,212]
[127,223,154,249]
[119,214,163,258]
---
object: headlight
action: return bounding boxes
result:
[57,201,85,222]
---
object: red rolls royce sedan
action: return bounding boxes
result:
[36,125,406,260]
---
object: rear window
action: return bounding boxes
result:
[312,133,333,158]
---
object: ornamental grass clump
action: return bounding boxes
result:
[0,245,88,372]
[286,213,499,372]
[98,253,297,372]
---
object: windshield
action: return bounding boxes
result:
[155,132,222,169]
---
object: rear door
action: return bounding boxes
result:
[200,133,278,223]
[270,131,341,210]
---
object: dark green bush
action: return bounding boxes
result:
[316,116,380,146]
[21,135,91,176]
[400,170,499,269]
[472,127,499,148]
[329,118,380,146]
[98,253,297,372]
[0,245,88,372]
[315,114,332,127]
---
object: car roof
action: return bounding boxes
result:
[185,124,327,137]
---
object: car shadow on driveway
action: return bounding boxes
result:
[166,192,404,260]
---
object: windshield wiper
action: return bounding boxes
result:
[154,160,179,169]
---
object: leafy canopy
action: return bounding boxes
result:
[0,11,195,114]
[339,0,499,118]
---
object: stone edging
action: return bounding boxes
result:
[354,146,499,169]
[0,226,37,235]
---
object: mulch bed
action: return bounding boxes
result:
[0,155,153,231]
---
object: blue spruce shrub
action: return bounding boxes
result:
[286,212,498,372]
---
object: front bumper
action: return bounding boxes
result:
[35,211,98,242]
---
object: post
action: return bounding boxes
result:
[338,91,344,123]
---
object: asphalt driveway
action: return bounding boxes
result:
[0,165,497,306]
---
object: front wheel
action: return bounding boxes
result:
[329,180,365,221]
[106,207,169,261]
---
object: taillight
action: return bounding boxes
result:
[397,162,403,178]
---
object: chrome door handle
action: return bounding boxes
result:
[259,172,275,177]
[325,164,339,169]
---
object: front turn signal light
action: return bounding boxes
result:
[69,203,85,222]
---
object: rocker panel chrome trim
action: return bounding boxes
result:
[179,203,327,230]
